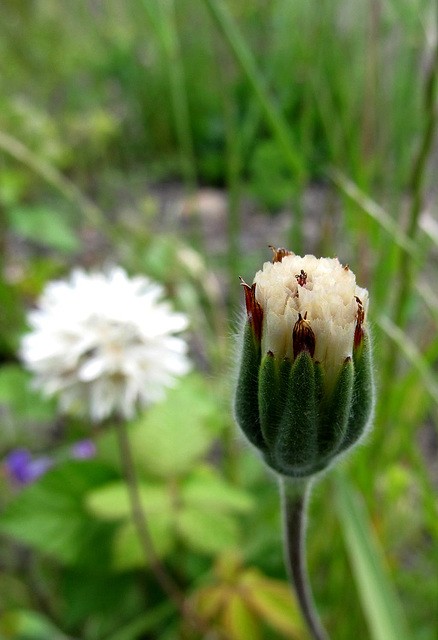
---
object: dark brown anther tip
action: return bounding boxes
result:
[267,350,274,357]
[295,269,307,287]
[344,264,350,271]
[293,313,316,359]
[239,277,263,343]
[344,356,352,363]
[354,296,365,348]
[269,245,294,263]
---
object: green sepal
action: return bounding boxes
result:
[234,321,266,452]
[317,357,354,459]
[273,352,318,473]
[339,329,374,453]
[258,352,280,447]
[314,361,324,407]
[279,356,293,413]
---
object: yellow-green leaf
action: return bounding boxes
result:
[223,594,262,640]
[86,482,172,521]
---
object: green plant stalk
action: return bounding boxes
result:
[392,36,438,329]
[380,34,438,401]
[280,478,330,640]
[114,419,214,638]
[114,420,184,606]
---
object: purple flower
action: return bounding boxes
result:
[70,439,96,460]
[4,448,53,485]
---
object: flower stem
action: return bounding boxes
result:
[280,478,330,640]
[115,419,218,638]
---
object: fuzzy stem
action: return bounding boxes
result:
[280,478,330,640]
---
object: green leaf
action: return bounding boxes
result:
[241,570,304,637]
[112,518,174,570]
[103,602,174,640]
[177,508,239,554]
[86,481,176,570]
[181,467,254,514]
[0,462,117,565]
[335,474,412,640]
[86,481,173,521]
[0,610,66,640]
[6,205,80,253]
[130,374,221,478]
[223,594,262,640]
[61,569,141,628]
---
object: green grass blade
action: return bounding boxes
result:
[202,0,305,179]
[377,314,438,407]
[103,602,174,640]
[335,474,411,640]
[0,130,107,233]
[329,169,419,259]
[141,0,197,190]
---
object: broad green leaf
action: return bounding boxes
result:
[177,508,239,555]
[193,585,227,619]
[335,474,411,640]
[86,481,173,521]
[130,374,221,478]
[61,569,140,628]
[0,610,67,640]
[222,594,262,640]
[0,462,117,565]
[112,518,174,570]
[7,205,80,253]
[181,466,254,514]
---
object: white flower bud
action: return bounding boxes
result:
[253,251,368,384]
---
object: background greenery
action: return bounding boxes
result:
[0,1,437,639]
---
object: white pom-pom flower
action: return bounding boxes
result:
[252,250,368,383]
[20,267,191,421]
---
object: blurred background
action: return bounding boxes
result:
[0,1,437,639]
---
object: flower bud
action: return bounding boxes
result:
[234,249,374,478]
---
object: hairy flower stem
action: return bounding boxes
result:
[115,419,219,639]
[280,479,330,640]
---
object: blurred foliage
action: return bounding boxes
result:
[0,0,437,639]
